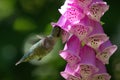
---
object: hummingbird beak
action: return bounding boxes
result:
[15,58,24,66]
[15,60,21,66]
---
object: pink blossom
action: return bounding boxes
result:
[91,59,111,80]
[59,5,85,24]
[60,35,81,65]
[85,2,109,21]
[76,45,98,78]
[51,0,117,80]
[96,40,117,64]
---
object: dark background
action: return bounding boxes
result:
[0,0,120,80]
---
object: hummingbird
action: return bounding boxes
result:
[15,26,61,66]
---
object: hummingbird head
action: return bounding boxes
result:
[51,26,61,38]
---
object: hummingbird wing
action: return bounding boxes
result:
[28,35,43,44]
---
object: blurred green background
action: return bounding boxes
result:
[0,0,120,80]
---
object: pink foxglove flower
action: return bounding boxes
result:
[60,35,81,65]
[76,45,98,78]
[96,40,117,64]
[51,0,117,80]
[82,18,109,50]
[59,5,85,24]
[85,1,109,21]
[61,71,82,80]
[91,59,111,80]
[61,63,81,79]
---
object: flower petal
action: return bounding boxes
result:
[63,63,80,77]
[67,75,82,80]
[77,0,92,8]
[63,35,81,54]
[61,71,69,79]
[86,2,109,21]
[61,71,82,80]
[68,23,92,41]
[61,6,85,24]
[58,0,77,15]
[61,63,81,79]
[60,51,80,65]
[92,73,111,80]
[51,16,67,29]
[51,16,71,31]
[96,40,118,64]
[92,59,111,80]
[84,34,109,50]
[89,21,104,35]
[59,35,81,64]
[79,64,98,78]
[76,45,98,78]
